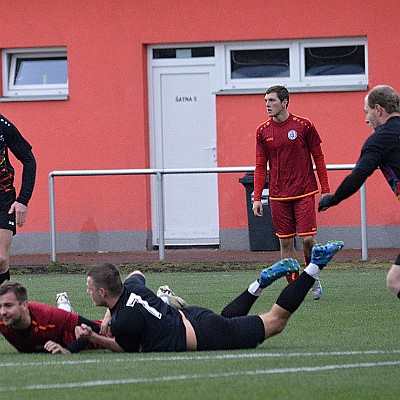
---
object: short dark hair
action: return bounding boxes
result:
[266,85,290,106]
[87,263,123,297]
[0,281,28,303]
[367,85,400,114]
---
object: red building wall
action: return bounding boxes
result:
[1,1,399,252]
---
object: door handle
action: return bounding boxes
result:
[203,145,217,162]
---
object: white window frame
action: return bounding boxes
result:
[223,40,298,91]
[298,37,368,91]
[2,47,68,98]
[219,37,368,94]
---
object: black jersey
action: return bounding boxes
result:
[110,274,266,353]
[0,114,36,206]
[110,274,187,352]
[356,116,400,199]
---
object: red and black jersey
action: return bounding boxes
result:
[0,302,78,352]
[254,113,323,201]
[0,302,103,353]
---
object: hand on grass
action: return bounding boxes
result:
[44,340,71,354]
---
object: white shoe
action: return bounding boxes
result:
[157,285,188,309]
[310,278,323,300]
[56,292,73,312]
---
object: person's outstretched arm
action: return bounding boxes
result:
[75,324,124,352]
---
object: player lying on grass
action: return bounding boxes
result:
[0,280,189,354]
[0,282,106,354]
[76,241,344,353]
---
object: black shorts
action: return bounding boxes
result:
[395,253,400,266]
[0,208,16,235]
[182,306,265,351]
[0,191,16,235]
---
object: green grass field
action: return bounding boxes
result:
[0,268,399,399]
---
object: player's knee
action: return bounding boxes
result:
[0,253,9,273]
[279,237,295,253]
[267,322,286,339]
[301,236,315,250]
[386,266,400,295]
[263,315,287,338]
[273,321,286,335]
[386,277,397,295]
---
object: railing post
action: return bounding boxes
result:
[48,173,57,263]
[156,171,165,261]
[360,182,368,260]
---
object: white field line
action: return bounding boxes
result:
[0,360,399,392]
[0,349,398,368]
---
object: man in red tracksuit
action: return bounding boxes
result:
[252,85,330,300]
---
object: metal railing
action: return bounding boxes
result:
[49,164,365,262]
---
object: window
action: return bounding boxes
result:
[299,38,367,91]
[304,45,365,76]
[230,48,290,79]
[2,47,68,99]
[221,37,367,93]
[224,41,295,91]
[153,47,214,59]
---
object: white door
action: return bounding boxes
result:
[150,63,219,246]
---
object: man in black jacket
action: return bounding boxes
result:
[319,85,400,299]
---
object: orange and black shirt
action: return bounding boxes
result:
[0,114,36,206]
[0,302,79,353]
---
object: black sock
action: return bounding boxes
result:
[275,272,315,314]
[397,291,400,300]
[221,290,258,318]
[0,270,10,285]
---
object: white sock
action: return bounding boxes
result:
[304,263,320,279]
[58,303,72,312]
[160,295,170,305]
[248,280,262,296]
